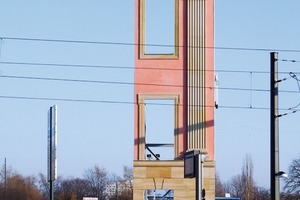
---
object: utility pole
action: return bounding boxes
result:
[270,52,280,200]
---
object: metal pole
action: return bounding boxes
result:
[49,121,54,200]
[196,154,203,200]
[4,158,6,200]
[270,52,280,200]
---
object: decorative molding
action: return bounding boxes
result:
[187,0,207,150]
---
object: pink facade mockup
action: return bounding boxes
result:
[134,0,214,161]
[133,0,215,199]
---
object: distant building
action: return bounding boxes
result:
[105,180,133,197]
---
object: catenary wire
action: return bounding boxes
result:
[0,94,296,111]
[1,74,298,93]
[3,36,300,53]
[1,61,299,75]
[1,74,300,94]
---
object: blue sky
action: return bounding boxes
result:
[0,0,300,189]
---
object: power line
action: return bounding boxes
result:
[0,61,135,70]
[1,74,300,94]
[1,60,299,75]
[1,74,297,94]
[0,95,133,105]
[0,94,295,111]
[3,36,300,53]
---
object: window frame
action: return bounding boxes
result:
[139,0,179,59]
[138,94,180,160]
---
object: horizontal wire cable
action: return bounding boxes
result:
[2,74,298,93]
[0,94,294,111]
[1,74,300,94]
[2,36,300,53]
[0,61,298,75]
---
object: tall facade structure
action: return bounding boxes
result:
[133,0,215,199]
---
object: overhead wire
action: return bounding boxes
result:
[0,94,296,111]
[2,72,300,94]
[1,60,299,76]
[3,36,300,53]
[287,72,300,110]
[1,74,299,94]
[1,37,300,113]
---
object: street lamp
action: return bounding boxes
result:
[275,171,288,179]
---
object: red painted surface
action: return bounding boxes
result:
[205,0,215,160]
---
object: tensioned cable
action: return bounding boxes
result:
[0,61,298,75]
[0,94,295,111]
[2,36,300,53]
[0,74,292,93]
[1,74,300,94]
[287,72,300,110]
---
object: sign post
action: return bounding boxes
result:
[184,150,206,200]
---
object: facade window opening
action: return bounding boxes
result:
[144,189,174,200]
[145,99,175,160]
[140,0,179,59]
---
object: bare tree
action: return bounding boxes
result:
[108,173,122,200]
[84,165,109,200]
[253,186,270,200]
[241,154,255,200]
[53,177,90,200]
[222,154,255,199]
[0,173,44,200]
[228,174,244,198]
[215,172,225,197]
[120,165,133,200]
[284,156,300,195]
[38,173,50,198]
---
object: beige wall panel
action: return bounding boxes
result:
[133,161,215,199]
[174,190,195,199]
[146,167,171,178]
[162,178,195,190]
[133,190,144,200]
[134,161,183,167]
[133,167,146,178]
[204,178,215,190]
[133,178,157,190]
[203,167,215,179]
[171,167,184,178]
